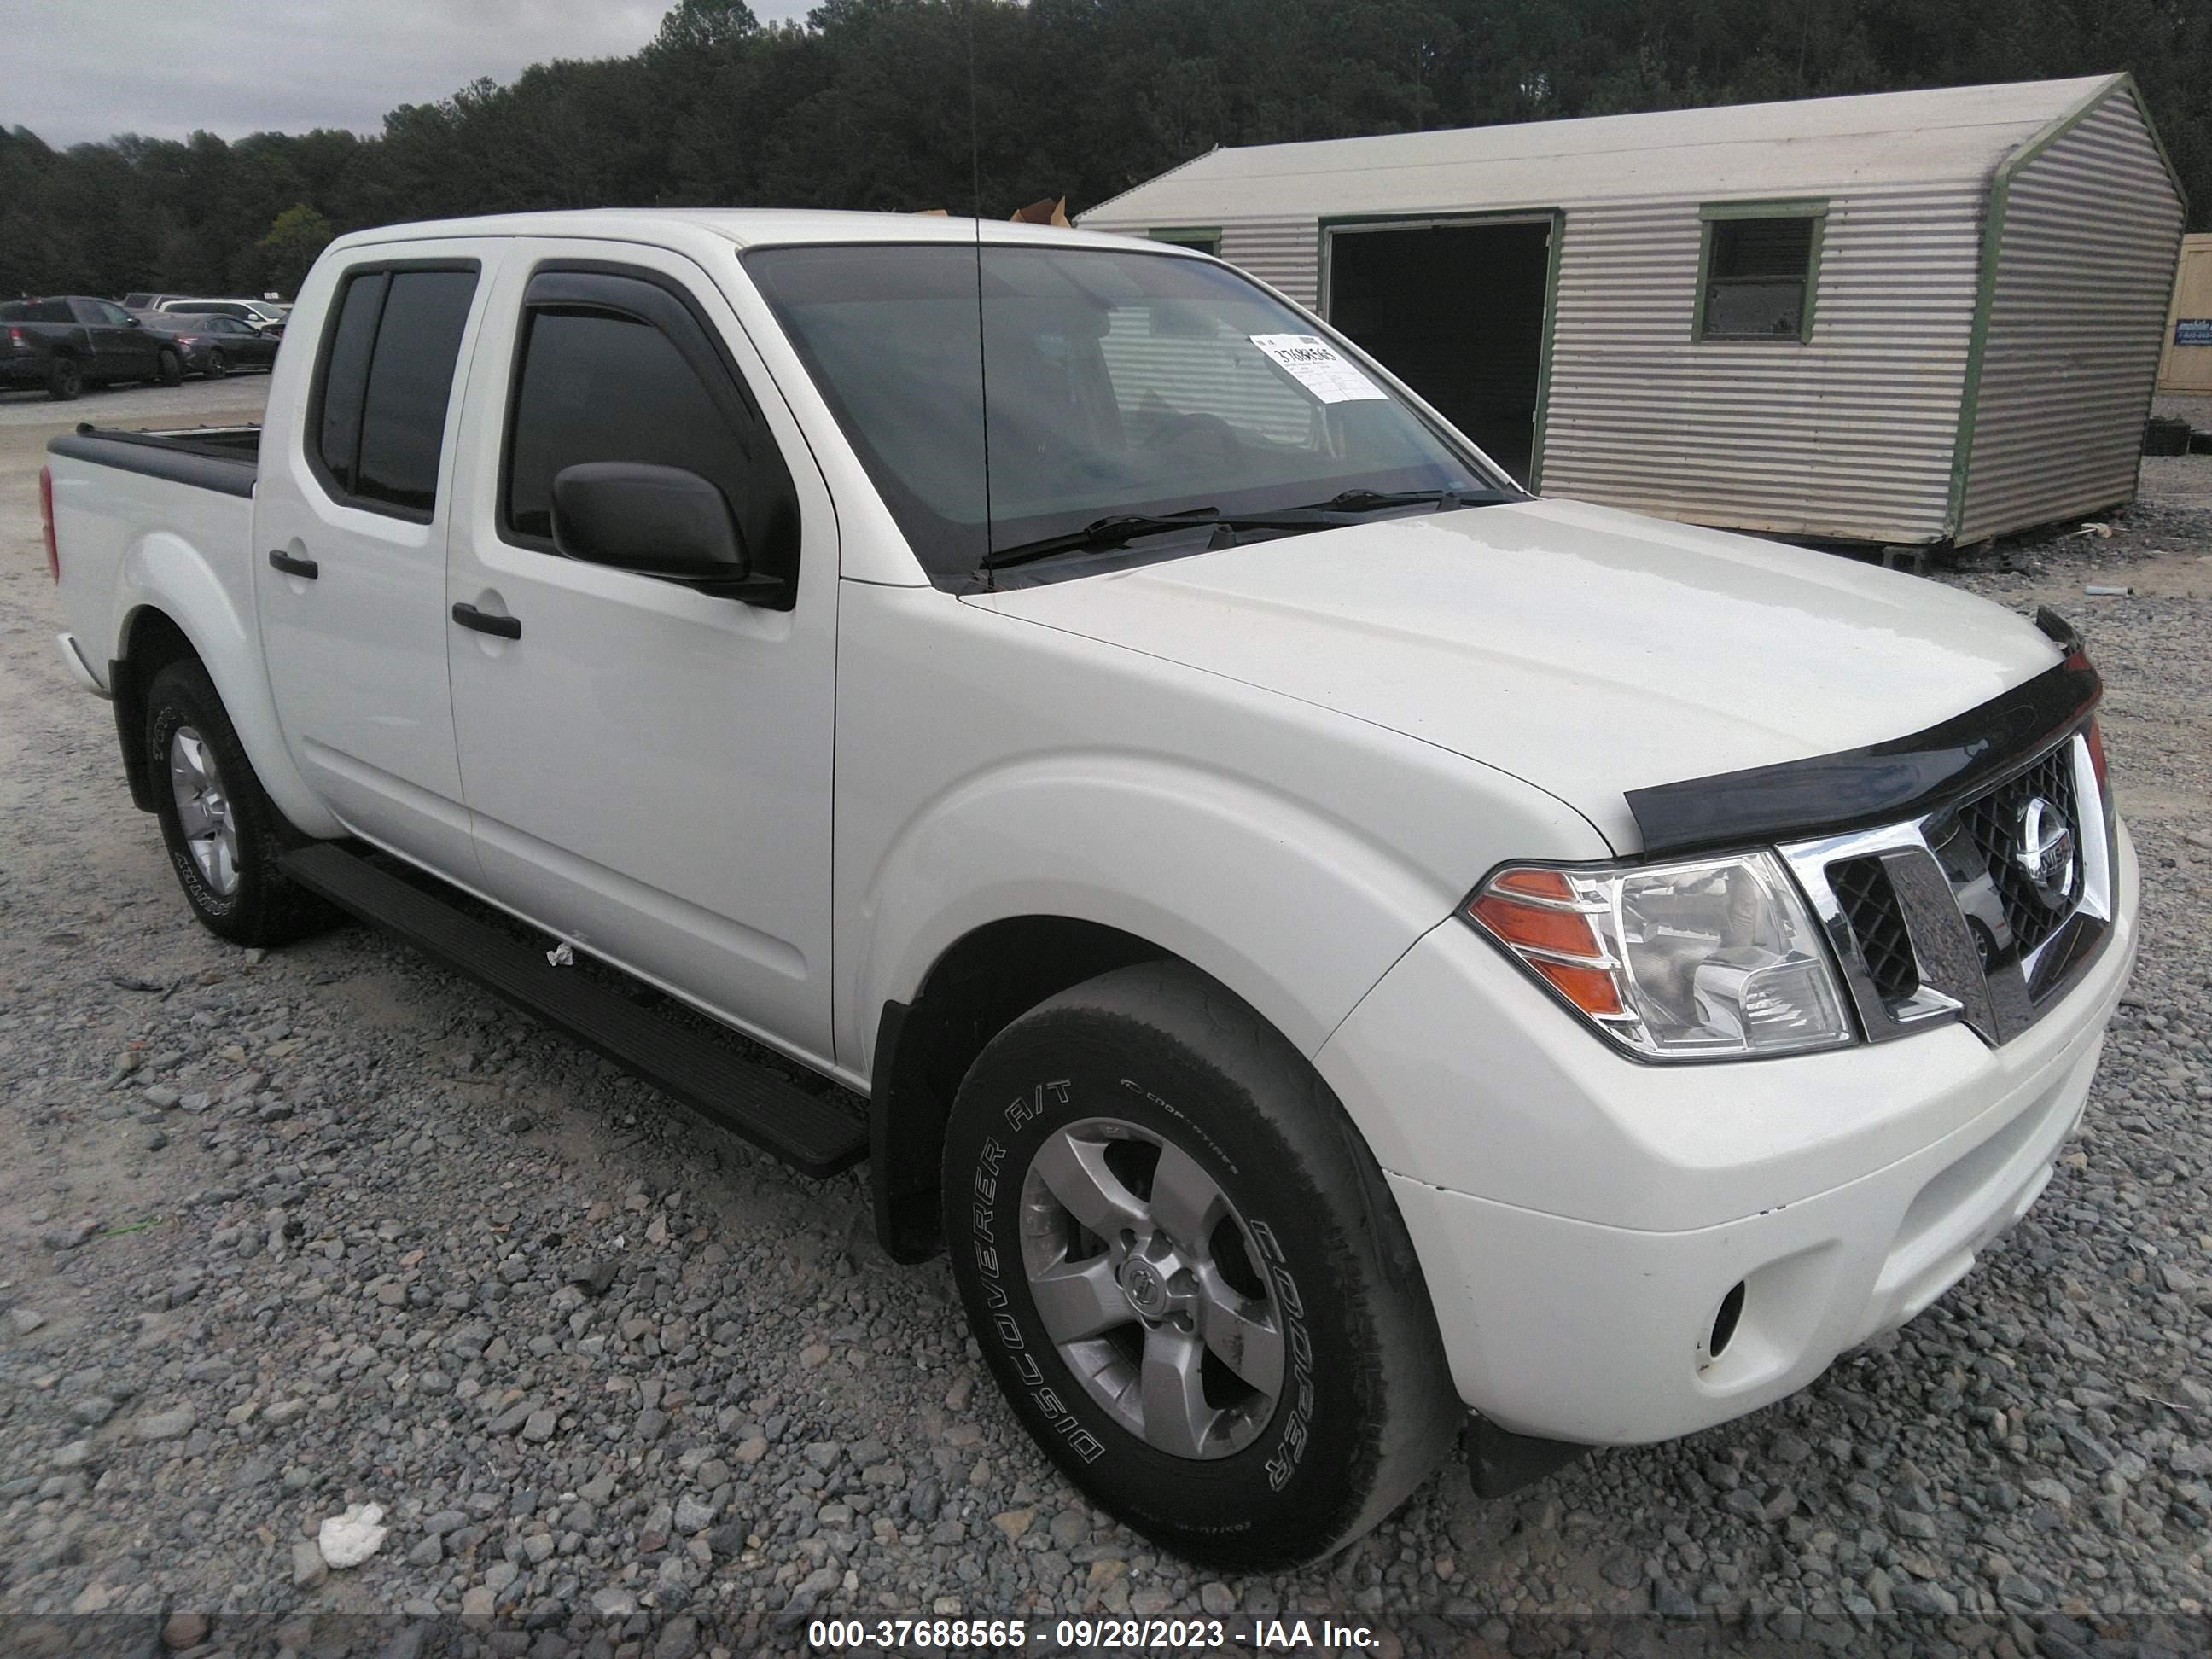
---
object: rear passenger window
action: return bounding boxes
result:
[316,273,386,493]
[309,265,480,518]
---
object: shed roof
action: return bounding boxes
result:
[1079,75,2122,223]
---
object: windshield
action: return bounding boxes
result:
[744,242,1508,580]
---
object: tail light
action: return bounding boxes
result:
[7,326,27,352]
[39,464,59,582]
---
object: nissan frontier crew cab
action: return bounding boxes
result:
[44,210,2137,1568]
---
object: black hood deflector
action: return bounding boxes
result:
[1627,613,2099,857]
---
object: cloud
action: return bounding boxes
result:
[5,0,814,148]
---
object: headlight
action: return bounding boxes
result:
[1465,852,1854,1060]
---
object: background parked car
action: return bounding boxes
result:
[1,295,178,399]
[157,297,289,336]
[180,311,279,376]
[119,291,191,311]
[125,310,221,379]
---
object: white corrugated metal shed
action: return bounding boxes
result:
[1083,78,2115,221]
[1079,76,2188,547]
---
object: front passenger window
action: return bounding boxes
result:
[500,271,799,596]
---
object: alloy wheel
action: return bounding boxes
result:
[168,725,241,896]
[1018,1116,1284,1458]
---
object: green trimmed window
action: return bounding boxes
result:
[1148,227,1220,256]
[1696,201,1825,342]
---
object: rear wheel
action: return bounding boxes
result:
[47,357,82,401]
[205,349,230,380]
[941,961,1461,1568]
[145,658,335,946]
[156,349,183,387]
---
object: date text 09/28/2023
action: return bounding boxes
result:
[806,1617,1382,1650]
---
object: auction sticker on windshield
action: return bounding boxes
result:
[1249,333,1388,403]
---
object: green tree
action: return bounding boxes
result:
[254,203,335,298]
[0,0,2205,302]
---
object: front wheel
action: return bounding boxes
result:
[157,349,183,387]
[47,357,83,401]
[145,658,335,946]
[942,962,1461,1568]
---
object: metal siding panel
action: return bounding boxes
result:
[1220,217,1322,310]
[1084,214,1324,310]
[1959,95,2188,541]
[1539,185,1982,542]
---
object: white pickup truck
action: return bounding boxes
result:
[44,210,2136,1567]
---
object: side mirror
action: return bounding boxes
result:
[552,462,749,587]
[125,317,143,328]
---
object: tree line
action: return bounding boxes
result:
[3,0,2204,302]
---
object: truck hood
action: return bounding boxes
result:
[967,496,2064,851]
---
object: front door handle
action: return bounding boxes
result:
[451,602,521,640]
[267,550,318,579]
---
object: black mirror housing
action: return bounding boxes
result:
[551,463,777,600]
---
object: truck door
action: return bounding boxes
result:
[73,299,154,381]
[253,244,498,874]
[443,242,840,1061]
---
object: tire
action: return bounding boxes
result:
[205,349,230,380]
[157,349,183,387]
[144,658,336,947]
[942,961,1461,1568]
[47,357,83,401]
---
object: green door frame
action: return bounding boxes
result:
[1315,208,1568,491]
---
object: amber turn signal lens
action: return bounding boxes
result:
[1468,893,1602,960]
[1487,868,1576,903]
[1529,957,1627,1019]
[1465,883,1626,1020]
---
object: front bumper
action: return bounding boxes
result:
[1315,822,2137,1446]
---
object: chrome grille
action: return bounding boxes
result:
[1957,745,2078,957]
[1828,857,1919,1003]
[1781,726,2114,1049]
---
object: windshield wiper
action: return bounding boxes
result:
[981,509,1330,572]
[978,487,1512,573]
[1301,486,1516,514]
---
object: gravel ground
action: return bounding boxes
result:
[3,387,2209,1656]
[0,373,274,428]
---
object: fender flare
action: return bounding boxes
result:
[847,752,1602,1261]
[847,753,1459,1075]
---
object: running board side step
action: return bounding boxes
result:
[280,843,868,1178]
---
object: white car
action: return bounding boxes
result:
[156,297,290,333]
[43,210,2135,1567]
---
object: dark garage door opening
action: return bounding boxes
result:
[1325,218,1552,486]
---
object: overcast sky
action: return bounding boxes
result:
[8,0,814,148]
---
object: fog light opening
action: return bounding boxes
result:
[1708,1281,1746,1360]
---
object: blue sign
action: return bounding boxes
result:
[2178,318,2212,346]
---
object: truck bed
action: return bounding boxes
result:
[48,422,263,701]
[46,423,261,498]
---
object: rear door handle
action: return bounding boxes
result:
[451,602,521,640]
[267,550,318,579]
